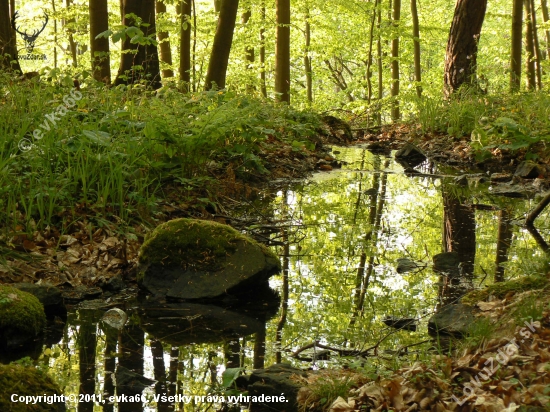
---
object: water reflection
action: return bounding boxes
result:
[31,145,550,411]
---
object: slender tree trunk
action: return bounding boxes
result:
[376,4,383,124]
[304,7,312,104]
[443,0,488,96]
[242,9,255,93]
[0,0,21,72]
[510,0,523,91]
[541,0,550,58]
[178,1,192,90]
[525,0,537,90]
[366,0,378,103]
[52,0,58,68]
[411,0,422,97]
[253,325,266,369]
[156,1,174,78]
[65,0,78,67]
[275,0,291,103]
[204,0,240,90]
[530,0,542,89]
[390,0,401,120]
[260,3,267,97]
[192,0,197,91]
[115,0,161,89]
[89,0,111,84]
[495,210,513,283]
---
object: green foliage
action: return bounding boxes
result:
[511,293,546,324]
[462,275,549,305]
[298,371,363,412]
[465,317,496,347]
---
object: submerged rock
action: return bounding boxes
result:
[0,285,46,349]
[394,143,427,168]
[137,218,281,300]
[428,304,476,337]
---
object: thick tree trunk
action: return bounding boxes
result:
[443,0,487,97]
[204,0,240,90]
[390,0,401,120]
[115,0,161,89]
[525,0,537,90]
[510,0,523,91]
[411,0,422,97]
[275,0,291,103]
[89,0,111,83]
[541,0,550,58]
[156,1,174,78]
[177,1,192,90]
[0,0,21,72]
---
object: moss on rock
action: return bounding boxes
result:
[0,285,46,340]
[461,275,549,305]
[138,218,278,272]
[0,363,62,412]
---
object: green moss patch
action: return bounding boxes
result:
[0,363,61,412]
[461,275,549,305]
[0,285,46,337]
[139,218,266,270]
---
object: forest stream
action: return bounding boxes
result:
[19,145,550,412]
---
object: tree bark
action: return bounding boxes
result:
[390,0,401,120]
[411,0,422,97]
[529,0,542,89]
[242,9,255,93]
[177,1,192,90]
[541,0,550,58]
[510,0,523,91]
[260,3,267,97]
[0,0,21,72]
[525,0,537,90]
[115,0,161,89]
[275,0,291,103]
[65,0,78,67]
[443,0,487,97]
[89,0,111,83]
[304,7,312,104]
[495,210,513,283]
[156,1,174,78]
[204,0,240,90]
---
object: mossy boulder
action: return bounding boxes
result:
[0,363,65,412]
[137,218,281,300]
[0,285,46,349]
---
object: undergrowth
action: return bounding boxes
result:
[0,70,321,236]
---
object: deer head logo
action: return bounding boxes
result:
[11,11,49,54]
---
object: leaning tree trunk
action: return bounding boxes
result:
[89,0,111,84]
[510,0,523,91]
[156,1,174,78]
[204,0,240,90]
[275,0,291,103]
[0,0,21,72]
[443,0,487,97]
[115,0,161,89]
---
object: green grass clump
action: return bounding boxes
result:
[461,275,549,305]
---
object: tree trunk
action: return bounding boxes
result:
[89,0,111,84]
[411,0,422,97]
[260,3,267,97]
[529,0,542,89]
[541,0,550,58]
[177,1,192,90]
[525,0,537,90]
[115,0,161,89]
[390,0,401,120]
[156,1,174,78]
[52,0,58,68]
[275,0,291,103]
[376,3,382,124]
[304,7,312,104]
[242,9,255,93]
[443,0,487,96]
[65,0,78,67]
[204,0,240,90]
[366,0,378,103]
[495,210,513,283]
[510,0,523,91]
[0,0,21,72]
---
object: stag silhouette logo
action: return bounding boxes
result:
[11,11,49,54]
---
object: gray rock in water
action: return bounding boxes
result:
[137,218,281,300]
[244,364,306,412]
[428,304,476,337]
[514,160,543,179]
[394,143,427,168]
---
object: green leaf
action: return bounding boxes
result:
[222,367,242,389]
